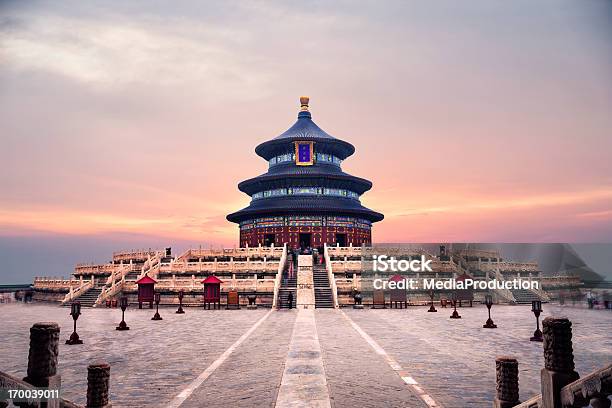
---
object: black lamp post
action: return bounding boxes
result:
[450,291,461,319]
[483,294,497,328]
[428,290,437,312]
[176,290,185,314]
[152,291,162,320]
[66,302,83,344]
[116,296,130,331]
[530,300,543,342]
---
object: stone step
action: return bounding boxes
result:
[510,289,542,304]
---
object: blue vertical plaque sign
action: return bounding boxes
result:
[295,141,314,166]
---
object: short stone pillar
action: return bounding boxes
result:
[24,322,60,387]
[87,361,111,408]
[493,357,520,408]
[540,317,579,408]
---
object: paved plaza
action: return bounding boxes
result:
[1,303,610,407]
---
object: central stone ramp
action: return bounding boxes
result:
[296,255,315,308]
[180,311,296,408]
[276,308,331,408]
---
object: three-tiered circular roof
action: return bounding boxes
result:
[226,98,383,224]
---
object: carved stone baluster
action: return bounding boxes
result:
[87,361,111,408]
[15,322,61,408]
[24,322,60,387]
[494,357,520,408]
[590,395,611,408]
[540,317,580,408]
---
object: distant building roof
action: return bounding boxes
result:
[201,275,223,284]
[135,275,157,285]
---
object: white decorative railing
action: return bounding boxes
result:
[477,262,540,273]
[33,277,81,290]
[74,263,121,275]
[112,248,161,262]
[326,245,434,259]
[95,259,145,307]
[455,248,501,259]
[176,245,285,261]
[329,260,362,272]
[153,279,276,291]
[135,252,162,281]
[272,244,287,309]
[324,244,339,308]
[159,260,281,274]
[61,279,93,305]
[494,269,516,303]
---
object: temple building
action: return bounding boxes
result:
[227,97,384,249]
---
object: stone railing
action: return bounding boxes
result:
[94,262,140,306]
[176,245,285,261]
[326,245,365,258]
[493,269,516,303]
[272,244,287,309]
[540,276,583,289]
[74,263,121,276]
[329,260,362,273]
[455,248,501,259]
[531,286,551,302]
[135,253,162,281]
[326,245,436,259]
[159,260,281,274]
[477,262,540,273]
[431,260,460,274]
[329,259,459,274]
[154,278,276,292]
[95,275,126,307]
[560,363,611,407]
[113,277,276,293]
[323,244,339,308]
[112,248,160,262]
[0,322,111,408]
[61,278,94,305]
[493,317,611,408]
[324,244,339,308]
[33,278,81,290]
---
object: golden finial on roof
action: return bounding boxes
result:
[300,96,310,111]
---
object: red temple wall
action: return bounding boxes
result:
[239,225,372,249]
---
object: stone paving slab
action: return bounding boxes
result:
[315,309,428,408]
[344,304,612,408]
[0,303,268,407]
[180,309,296,408]
[1,303,610,408]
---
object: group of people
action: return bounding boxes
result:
[288,246,324,267]
[586,291,611,309]
[283,246,326,309]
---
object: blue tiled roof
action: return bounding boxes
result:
[227,100,383,225]
[227,196,384,223]
[255,112,355,160]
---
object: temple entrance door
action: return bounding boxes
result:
[264,234,275,247]
[299,233,312,249]
[335,233,347,247]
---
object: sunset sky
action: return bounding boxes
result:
[1,0,611,282]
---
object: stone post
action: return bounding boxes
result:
[16,322,61,408]
[493,357,520,408]
[86,361,111,408]
[24,322,60,387]
[540,317,579,408]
